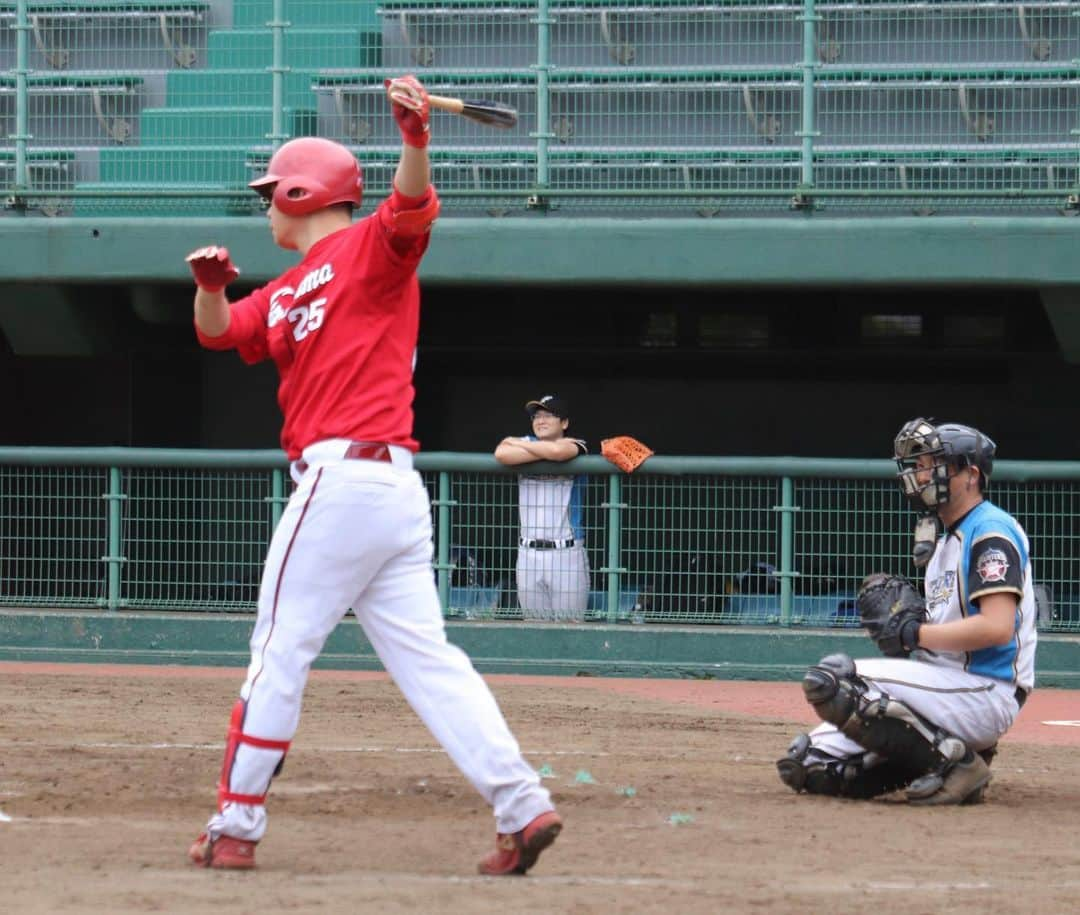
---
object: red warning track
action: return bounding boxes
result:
[1,662,1075,746]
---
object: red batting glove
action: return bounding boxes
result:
[385,75,430,148]
[185,245,239,293]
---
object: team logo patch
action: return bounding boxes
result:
[976,548,1010,583]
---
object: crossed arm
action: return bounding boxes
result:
[495,437,582,466]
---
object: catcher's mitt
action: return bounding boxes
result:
[601,436,654,473]
[856,573,927,658]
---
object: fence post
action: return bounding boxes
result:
[795,0,819,207]
[11,0,31,205]
[778,476,795,624]
[434,471,453,612]
[603,474,626,623]
[531,0,553,204]
[100,466,126,610]
[268,0,290,149]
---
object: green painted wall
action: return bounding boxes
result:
[1,611,1077,687]
[2,217,1080,287]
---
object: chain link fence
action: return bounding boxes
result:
[0,448,1075,631]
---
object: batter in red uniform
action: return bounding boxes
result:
[183,76,561,875]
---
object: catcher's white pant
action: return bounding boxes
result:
[808,656,1022,759]
[516,544,590,621]
[205,443,553,842]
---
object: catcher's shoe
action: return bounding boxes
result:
[478,811,562,876]
[906,753,992,807]
[188,832,257,869]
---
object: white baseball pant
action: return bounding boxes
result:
[205,442,553,843]
[807,656,1022,759]
[516,544,590,622]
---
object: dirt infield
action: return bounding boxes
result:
[1,663,1078,914]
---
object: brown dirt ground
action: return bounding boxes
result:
[0,663,1077,915]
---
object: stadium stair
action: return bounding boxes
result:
[72,0,382,216]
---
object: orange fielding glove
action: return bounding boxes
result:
[601,436,654,473]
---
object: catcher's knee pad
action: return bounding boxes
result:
[217,699,291,810]
[802,653,859,726]
[777,733,916,799]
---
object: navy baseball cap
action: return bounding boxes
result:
[525,394,568,419]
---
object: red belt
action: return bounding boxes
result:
[295,442,393,475]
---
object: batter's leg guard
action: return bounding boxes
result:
[189,700,292,870]
[801,654,969,781]
[776,733,917,799]
[216,698,292,811]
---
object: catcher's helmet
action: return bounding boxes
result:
[248,137,362,216]
[893,417,996,510]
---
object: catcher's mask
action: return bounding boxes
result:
[893,418,996,511]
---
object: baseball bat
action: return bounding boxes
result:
[426,94,519,130]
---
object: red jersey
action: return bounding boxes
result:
[196,197,430,459]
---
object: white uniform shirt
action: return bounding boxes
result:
[922,500,1037,691]
[517,436,588,542]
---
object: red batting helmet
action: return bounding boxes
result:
[248,137,362,216]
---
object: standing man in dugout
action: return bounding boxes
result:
[777,418,1036,805]
[495,394,590,621]
[182,76,561,875]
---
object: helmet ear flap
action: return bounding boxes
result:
[273,175,326,216]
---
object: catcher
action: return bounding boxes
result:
[777,418,1036,805]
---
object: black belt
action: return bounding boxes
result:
[520,537,576,550]
[1014,687,1028,709]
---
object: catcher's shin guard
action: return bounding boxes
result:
[801,654,967,777]
[777,733,916,799]
[217,699,291,810]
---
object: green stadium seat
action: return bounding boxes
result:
[816,66,1080,149]
[312,69,535,147]
[818,2,1079,68]
[0,1,210,70]
[0,147,75,215]
[377,0,803,70]
[0,73,144,144]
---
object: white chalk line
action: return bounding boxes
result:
[289,872,684,889]
[1,815,91,825]
[0,740,607,755]
[860,880,1080,892]
[0,809,11,823]
[85,867,1080,893]
[1042,720,1080,727]
[0,740,741,761]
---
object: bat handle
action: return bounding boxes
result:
[426,94,465,115]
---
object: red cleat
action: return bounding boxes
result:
[477,811,562,876]
[188,832,257,870]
